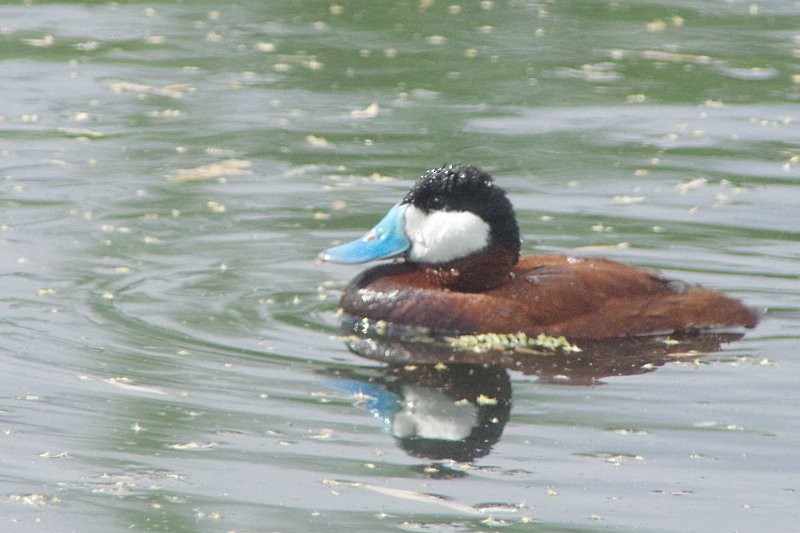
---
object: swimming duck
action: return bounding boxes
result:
[321,164,758,340]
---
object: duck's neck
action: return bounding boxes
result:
[420,245,518,292]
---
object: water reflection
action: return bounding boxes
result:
[325,329,745,463]
[324,363,511,465]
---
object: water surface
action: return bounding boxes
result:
[2,1,799,531]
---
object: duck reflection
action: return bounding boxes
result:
[325,363,511,464]
[340,319,747,385]
[324,327,746,462]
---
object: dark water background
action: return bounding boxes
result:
[2,1,799,531]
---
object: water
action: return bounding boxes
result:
[1,1,799,531]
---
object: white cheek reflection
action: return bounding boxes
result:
[404,206,489,263]
[391,384,478,441]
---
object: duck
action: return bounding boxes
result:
[320,164,758,340]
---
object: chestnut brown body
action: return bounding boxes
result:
[341,254,758,340]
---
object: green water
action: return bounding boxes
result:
[2,1,799,531]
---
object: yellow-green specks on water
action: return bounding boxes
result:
[446,332,582,355]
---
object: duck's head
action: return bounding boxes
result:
[321,164,520,290]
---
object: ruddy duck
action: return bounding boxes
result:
[321,164,758,339]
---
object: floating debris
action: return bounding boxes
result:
[551,63,620,82]
[353,481,481,515]
[107,80,193,99]
[718,66,777,80]
[476,394,498,406]
[206,201,226,213]
[309,428,334,440]
[350,102,379,118]
[53,127,104,139]
[256,42,276,52]
[8,494,61,506]
[38,451,69,459]
[23,35,55,47]
[166,441,220,450]
[166,159,251,182]
[677,177,708,194]
[613,195,646,204]
[639,50,711,64]
[105,377,167,395]
[446,332,581,354]
[305,134,330,147]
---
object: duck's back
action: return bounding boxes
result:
[340,254,758,339]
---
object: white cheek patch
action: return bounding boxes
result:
[404,205,490,263]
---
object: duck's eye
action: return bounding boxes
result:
[427,195,444,210]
